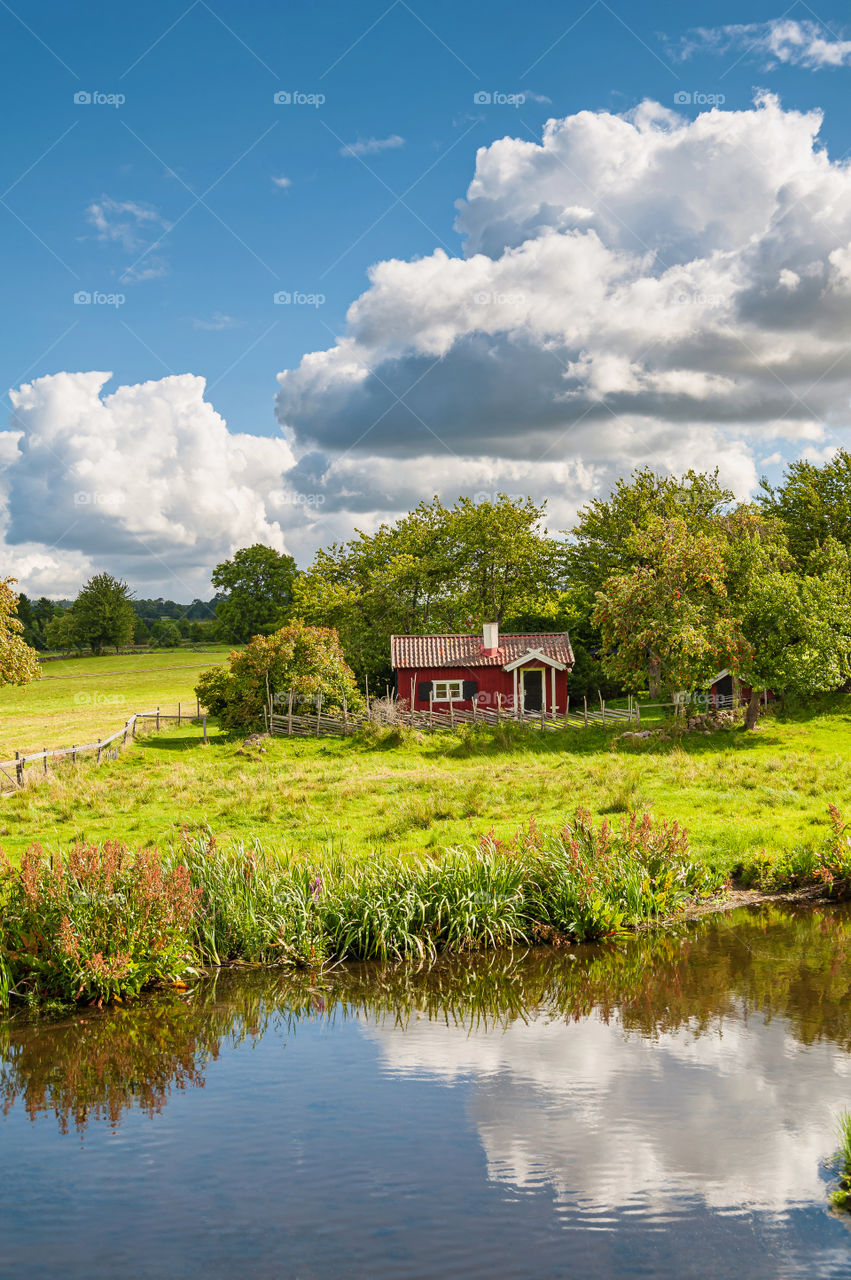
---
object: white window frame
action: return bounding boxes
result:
[433,679,464,702]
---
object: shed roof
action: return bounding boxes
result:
[390,632,574,670]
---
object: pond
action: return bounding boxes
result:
[2,903,851,1279]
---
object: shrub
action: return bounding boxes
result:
[0,842,200,1008]
[195,621,362,733]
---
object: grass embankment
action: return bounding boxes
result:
[3,694,851,871]
[0,647,234,759]
[0,813,720,1008]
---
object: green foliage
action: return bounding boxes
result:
[69,572,136,655]
[0,842,199,1008]
[565,467,734,602]
[759,450,851,567]
[593,515,741,697]
[0,812,723,1007]
[212,544,297,643]
[0,578,40,686]
[150,621,183,648]
[738,804,851,892]
[195,620,361,732]
[293,494,559,680]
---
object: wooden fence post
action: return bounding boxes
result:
[156,707,160,732]
[288,690,294,737]
[540,702,545,731]
[196,698,200,718]
[343,693,348,734]
[429,691,434,728]
[365,674,370,713]
[123,720,128,745]
[96,738,102,764]
[132,715,137,739]
[583,696,588,728]
[178,702,181,726]
[450,696,455,728]
[202,715,208,744]
[316,691,323,737]
[497,693,502,724]
[565,697,569,728]
[72,744,77,765]
[15,751,23,787]
[636,703,641,729]
[43,747,48,775]
[601,699,606,725]
[263,705,268,733]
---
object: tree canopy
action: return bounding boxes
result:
[196,621,361,732]
[759,450,851,567]
[212,544,298,644]
[293,494,560,680]
[0,578,40,687]
[69,574,136,655]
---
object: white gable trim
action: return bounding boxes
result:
[503,649,567,673]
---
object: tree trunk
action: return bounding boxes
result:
[647,656,662,700]
[744,688,761,730]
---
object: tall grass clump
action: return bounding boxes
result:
[738,804,851,894]
[0,842,199,1009]
[830,1111,851,1211]
[512,810,719,942]
[179,834,326,967]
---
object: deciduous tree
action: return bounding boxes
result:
[212,544,297,643]
[70,574,136,655]
[196,621,361,732]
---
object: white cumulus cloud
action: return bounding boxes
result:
[274,95,851,531]
[1,372,298,597]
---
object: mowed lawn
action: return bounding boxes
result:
[1,691,850,869]
[0,648,235,758]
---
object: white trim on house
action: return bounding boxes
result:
[502,648,567,673]
[520,665,547,713]
[432,678,464,702]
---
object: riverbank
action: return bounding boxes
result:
[2,806,849,1011]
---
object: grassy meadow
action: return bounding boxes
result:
[0,648,234,759]
[0,655,850,873]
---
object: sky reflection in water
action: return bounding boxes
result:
[2,903,851,1279]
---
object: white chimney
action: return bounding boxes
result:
[482,621,499,652]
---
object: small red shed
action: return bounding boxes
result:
[390,623,574,714]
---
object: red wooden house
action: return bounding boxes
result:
[390,623,574,714]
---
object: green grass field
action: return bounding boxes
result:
[1,656,849,870]
[0,648,234,759]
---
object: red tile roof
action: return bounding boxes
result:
[390,633,574,669]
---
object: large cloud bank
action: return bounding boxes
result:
[7,95,851,595]
[276,94,851,528]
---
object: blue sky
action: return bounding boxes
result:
[4,0,851,595]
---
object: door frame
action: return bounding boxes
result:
[520,665,546,713]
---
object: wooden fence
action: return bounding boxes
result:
[0,702,208,793]
[267,691,646,740]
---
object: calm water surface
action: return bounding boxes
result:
[2,903,851,1279]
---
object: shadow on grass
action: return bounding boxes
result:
[136,729,221,755]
